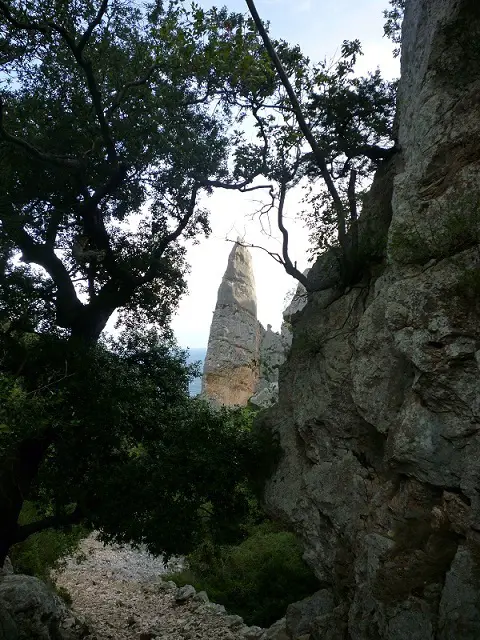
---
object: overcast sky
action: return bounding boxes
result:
[171,0,399,348]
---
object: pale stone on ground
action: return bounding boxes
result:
[53,535,264,640]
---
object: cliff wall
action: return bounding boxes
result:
[263,1,480,637]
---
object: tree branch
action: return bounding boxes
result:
[245,0,348,255]
[276,181,310,289]
[346,143,398,162]
[140,186,199,285]
[106,64,160,117]
[15,229,83,327]
[0,99,82,169]
[77,0,109,53]
[227,181,309,291]
[201,178,272,193]
[226,237,283,265]
[70,56,117,164]
[78,164,132,281]
[0,1,116,164]
[45,210,63,247]
[15,505,83,544]
[0,1,70,38]
[347,168,358,260]
[300,142,397,169]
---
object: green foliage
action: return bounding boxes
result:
[0,0,284,338]
[243,34,397,262]
[389,193,480,264]
[9,502,88,583]
[383,0,405,57]
[0,330,275,558]
[166,522,318,627]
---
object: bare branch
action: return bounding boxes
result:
[226,180,309,291]
[276,181,310,289]
[245,0,348,255]
[225,237,283,265]
[348,168,358,262]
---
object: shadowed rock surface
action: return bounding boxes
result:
[0,574,89,640]
[262,0,480,638]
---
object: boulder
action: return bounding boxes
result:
[175,584,196,603]
[250,382,278,409]
[241,626,264,639]
[0,574,88,639]
[260,617,289,640]
[286,590,334,638]
[0,602,17,640]
[0,559,13,577]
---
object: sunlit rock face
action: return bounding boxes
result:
[262,1,480,638]
[202,242,290,408]
[202,241,262,406]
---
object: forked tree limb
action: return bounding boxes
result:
[244,0,348,255]
[276,181,310,289]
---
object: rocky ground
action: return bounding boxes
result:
[53,534,265,640]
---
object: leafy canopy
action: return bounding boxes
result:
[1,328,272,556]
[0,0,280,341]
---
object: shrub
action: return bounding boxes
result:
[166,521,318,627]
[9,501,89,583]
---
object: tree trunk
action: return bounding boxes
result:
[0,431,54,566]
[0,307,109,564]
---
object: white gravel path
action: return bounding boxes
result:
[61,534,184,582]
[54,534,263,640]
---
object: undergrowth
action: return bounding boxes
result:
[165,520,318,627]
[9,501,89,586]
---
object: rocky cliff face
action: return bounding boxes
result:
[202,241,287,407]
[263,1,480,638]
[202,241,262,406]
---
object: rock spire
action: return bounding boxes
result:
[201,240,261,406]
